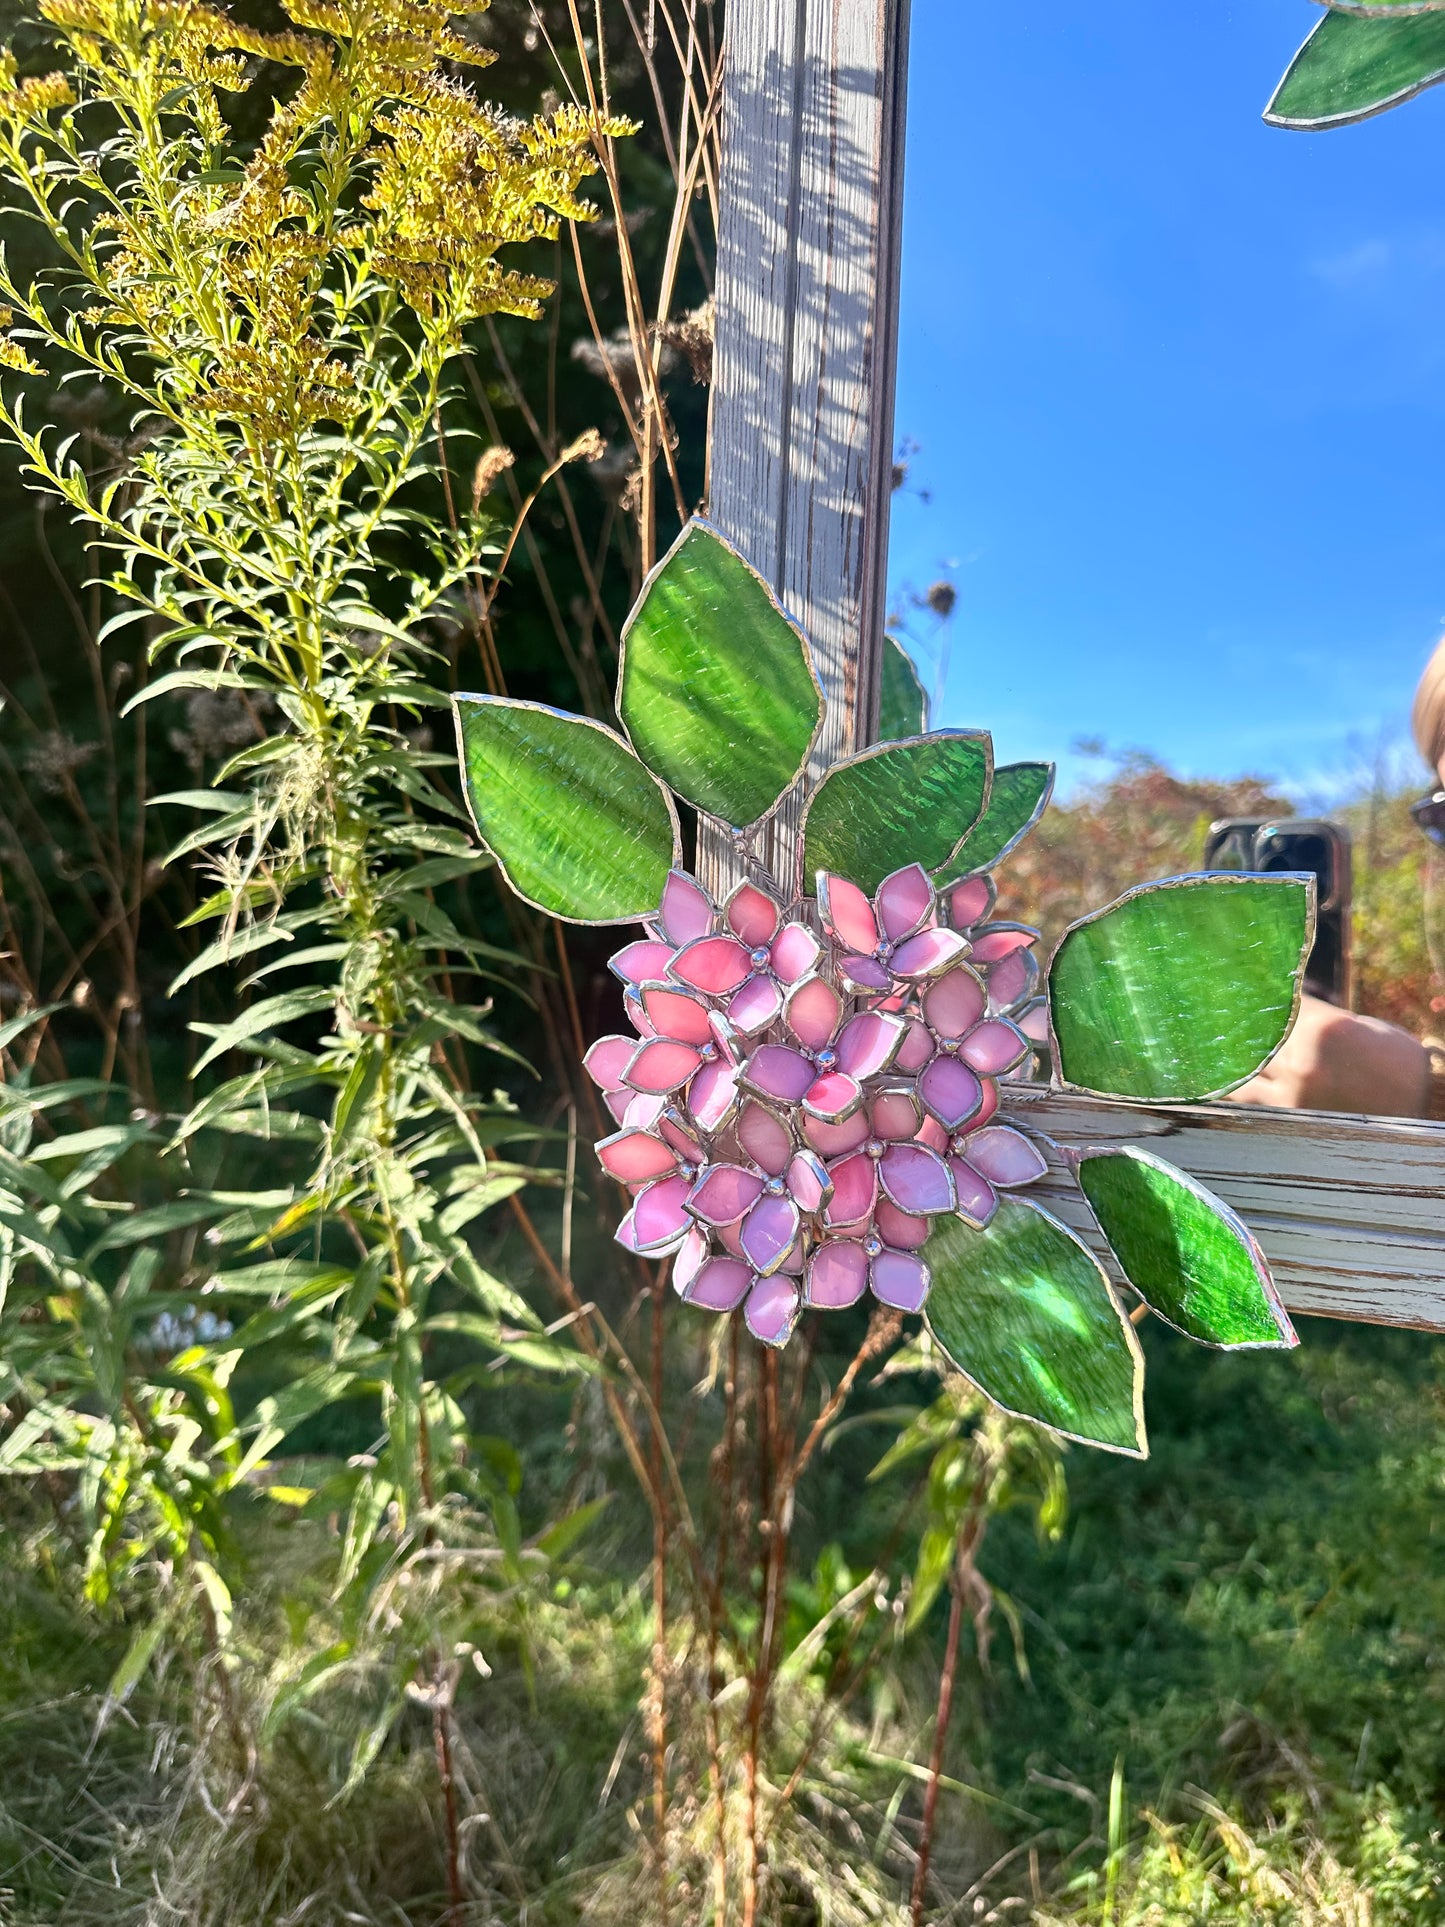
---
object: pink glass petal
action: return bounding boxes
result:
[625,1037,704,1095]
[918,1055,984,1132]
[641,984,714,1046]
[803,1070,863,1125]
[631,1174,695,1251]
[891,928,970,980]
[739,1193,802,1277]
[950,1157,999,1228]
[917,1114,951,1153]
[610,939,676,987]
[724,879,781,947]
[823,1152,878,1229]
[970,924,1039,965]
[1019,998,1051,1043]
[658,1107,704,1164]
[583,1034,636,1092]
[738,1101,793,1178]
[818,873,880,954]
[870,1084,922,1142]
[959,1020,1029,1077]
[687,1163,765,1227]
[803,1111,871,1159]
[671,1225,711,1297]
[771,921,821,985]
[839,954,892,994]
[686,1258,754,1313]
[835,1010,905,1080]
[922,966,987,1043]
[875,863,935,943]
[963,1125,1048,1189]
[596,1127,677,1184]
[659,869,716,947]
[870,1248,931,1313]
[826,1218,873,1243]
[742,1044,815,1105]
[669,934,753,996]
[875,1199,929,1250]
[896,1019,934,1074]
[806,1239,869,1310]
[604,1088,632,1124]
[969,1080,999,1134]
[614,1206,643,1254]
[986,949,1037,1011]
[623,1092,667,1129]
[625,991,656,1038]
[716,1222,747,1259]
[787,1149,832,1214]
[947,876,995,930]
[688,1059,740,1133]
[707,1010,745,1068]
[879,1142,956,1216]
[778,1237,807,1275]
[728,972,784,1036]
[784,976,843,1053]
[745,1273,801,1347]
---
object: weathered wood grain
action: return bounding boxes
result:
[706,0,911,896]
[1007,1086,1445,1333]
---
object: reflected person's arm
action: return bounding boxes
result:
[1229,993,1431,1118]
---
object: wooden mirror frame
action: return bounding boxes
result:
[705,0,1445,1332]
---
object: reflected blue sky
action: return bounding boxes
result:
[888,0,1445,797]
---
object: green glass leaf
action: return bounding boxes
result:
[800,731,992,895]
[1049,874,1313,1102]
[1264,9,1445,127]
[454,695,680,924]
[925,1199,1146,1457]
[880,635,929,740]
[1075,1147,1297,1350]
[617,519,823,828]
[937,761,1054,881]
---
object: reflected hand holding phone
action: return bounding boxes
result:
[1204,817,1352,1006]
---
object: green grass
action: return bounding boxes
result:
[0,1316,1442,1923]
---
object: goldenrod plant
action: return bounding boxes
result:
[0,0,627,1883]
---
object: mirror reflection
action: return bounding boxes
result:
[888,0,1445,1124]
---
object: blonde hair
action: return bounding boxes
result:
[1413,639,1445,775]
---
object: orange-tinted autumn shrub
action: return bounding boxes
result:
[995,754,1445,1038]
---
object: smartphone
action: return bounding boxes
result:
[1203,817,1353,1007]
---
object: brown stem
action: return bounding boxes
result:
[704,1315,740,1919]
[433,1689,466,1927]
[741,1347,780,1927]
[910,1550,967,1926]
[909,1459,995,1926]
[649,1267,670,1925]
[739,1311,904,1925]
[506,1193,707,1603]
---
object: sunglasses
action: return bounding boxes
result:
[1411,790,1445,846]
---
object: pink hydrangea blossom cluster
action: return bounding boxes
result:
[583,862,1050,1348]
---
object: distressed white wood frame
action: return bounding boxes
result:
[708,0,1445,1332]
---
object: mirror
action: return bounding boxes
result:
[888,0,1445,1122]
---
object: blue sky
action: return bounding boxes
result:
[888,0,1445,798]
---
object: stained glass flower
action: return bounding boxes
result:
[584,856,1051,1348]
[818,863,969,1001]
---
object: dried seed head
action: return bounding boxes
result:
[471,444,515,510]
